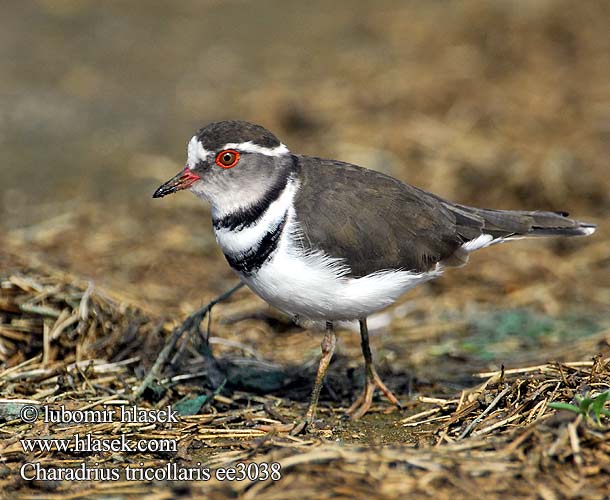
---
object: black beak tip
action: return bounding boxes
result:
[152,186,167,199]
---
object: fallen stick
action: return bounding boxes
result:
[131,282,244,401]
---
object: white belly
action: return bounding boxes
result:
[239,227,442,321]
[212,182,443,321]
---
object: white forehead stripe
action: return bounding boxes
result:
[187,136,211,168]
[221,141,290,157]
[186,137,290,167]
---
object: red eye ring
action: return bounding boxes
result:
[215,149,240,169]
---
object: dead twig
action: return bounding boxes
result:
[131,282,244,400]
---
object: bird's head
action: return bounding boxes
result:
[153,120,292,216]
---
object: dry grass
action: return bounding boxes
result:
[1,250,609,499]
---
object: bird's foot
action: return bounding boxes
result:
[287,399,322,435]
[346,365,402,420]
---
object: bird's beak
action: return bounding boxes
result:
[153,167,200,198]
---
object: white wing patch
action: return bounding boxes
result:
[460,233,495,252]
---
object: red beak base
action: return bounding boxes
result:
[153,168,200,198]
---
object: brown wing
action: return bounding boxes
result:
[292,156,466,277]
[292,155,596,277]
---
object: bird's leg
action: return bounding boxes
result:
[346,317,402,419]
[291,321,336,434]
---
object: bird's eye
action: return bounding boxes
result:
[215,150,240,168]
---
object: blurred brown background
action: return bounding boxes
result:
[2,0,609,373]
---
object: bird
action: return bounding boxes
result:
[153,120,596,430]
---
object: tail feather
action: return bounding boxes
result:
[440,203,596,268]
[448,203,597,241]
